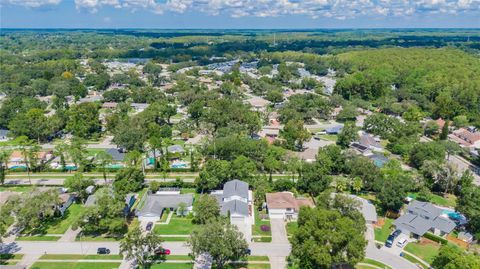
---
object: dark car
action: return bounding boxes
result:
[246,249,251,255]
[385,235,394,248]
[97,247,110,254]
[392,229,402,238]
[156,248,171,255]
[146,222,153,231]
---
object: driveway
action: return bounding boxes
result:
[270,219,288,244]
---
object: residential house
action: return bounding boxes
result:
[78,95,104,104]
[8,150,54,169]
[350,132,383,155]
[57,193,76,216]
[102,102,118,109]
[136,190,194,222]
[266,192,314,220]
[448,127,480,149]
[394,200,457,238]
[104,148,126,167]
[124,193,137,215]
[0,129,10,142]
[295,148,317,163]
[130,103,149,113]
[325,125,343,135]
[168,144,185,154]
[246,96,270,112]
[258,126,280,144]
[211,180,253,241]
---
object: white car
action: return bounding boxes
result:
[396,236,408,248]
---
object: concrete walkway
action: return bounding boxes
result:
[58,226,81,242]
[17,253,41,268]
[270,219,288,244]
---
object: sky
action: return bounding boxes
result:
[1,0,480,29]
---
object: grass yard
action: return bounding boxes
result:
[374,218,394,242]
[154,217,195,235]
[31,262,120,269]
[40,254,123,260]
[361,258,392,269]
[0,254,23,265]
[248,256,269,262]
[225,264,270,269]
[318,134,338,141]
[165,255,191,261]
[404,241,440,264]
[286,222,298,236]
[252,236,272,243]
[16,236,60,241]
[407,192,456,208]
[252,211,271,237]
[402,253,428,269]
[0,186,35,192]
[131,188,148,210]
[47,204,85,234]
[161,236,189,241]
[76,235,122,241]
[150,263,193,269]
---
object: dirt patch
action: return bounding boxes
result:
[447,234,469,249]
[374,217,385,228]
[419,237,439,246]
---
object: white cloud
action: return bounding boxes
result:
[5,0,480,19]
[4,0,61,7]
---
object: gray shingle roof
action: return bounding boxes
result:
[105,148,125,162]
[221,199,249,216]
[407,200,442,220]
[168,145,185,153]
[137,193,194,217]
[223,180,248,200]
[395,200,457,236]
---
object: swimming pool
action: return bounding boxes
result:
[171,162,188,168]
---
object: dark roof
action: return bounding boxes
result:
[105,148,125,162]
[359,133,381,149]
[223,180,248,200]
[394,214,431,236]
[168,144,185,153]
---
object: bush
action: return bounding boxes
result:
[424,232,448,244]
[260,225,271,232]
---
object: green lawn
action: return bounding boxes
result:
[47,204,85,234]
[31,262,121,269]
[131,188,148,210]
[0,186,35,192]
[161,237,189,242]
[0,254,23,265]
[407,192,456,208]
[252,211,271,237]
[154,217,196,235]
[374,218,394,242]
[286,222,298,236]
[318,134,338,141]
[402,253,428,269]
[16,236,60,241]
[40,254,123,260]
[76,235,122,241]
[165,255,191,261]
[404,242,440,264]
[248,256,269,262]
[150,263,193,269]
[252,236,272,242]
[361,258,392,269]
[225,264,270,269]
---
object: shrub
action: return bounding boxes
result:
[424,232,448,244]
[260,225,271,232]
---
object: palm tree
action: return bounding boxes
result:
[95,151,113,184]
[54,142,69,172]
[0,150,11,185]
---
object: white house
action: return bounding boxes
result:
[212,180,253,241]
[136,190,194,222]
[266,192,314,220]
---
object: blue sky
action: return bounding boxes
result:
[1,0,479,28]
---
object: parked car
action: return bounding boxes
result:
[397,237,408,248]
[146,222,153,231]
[385,235,394,248]
[392,229,402,238]
[97,247,110,254]
[156,248,171,255]
[246,249,251,255]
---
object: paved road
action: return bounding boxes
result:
[364,224,417,269]
[1,241,290,259]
